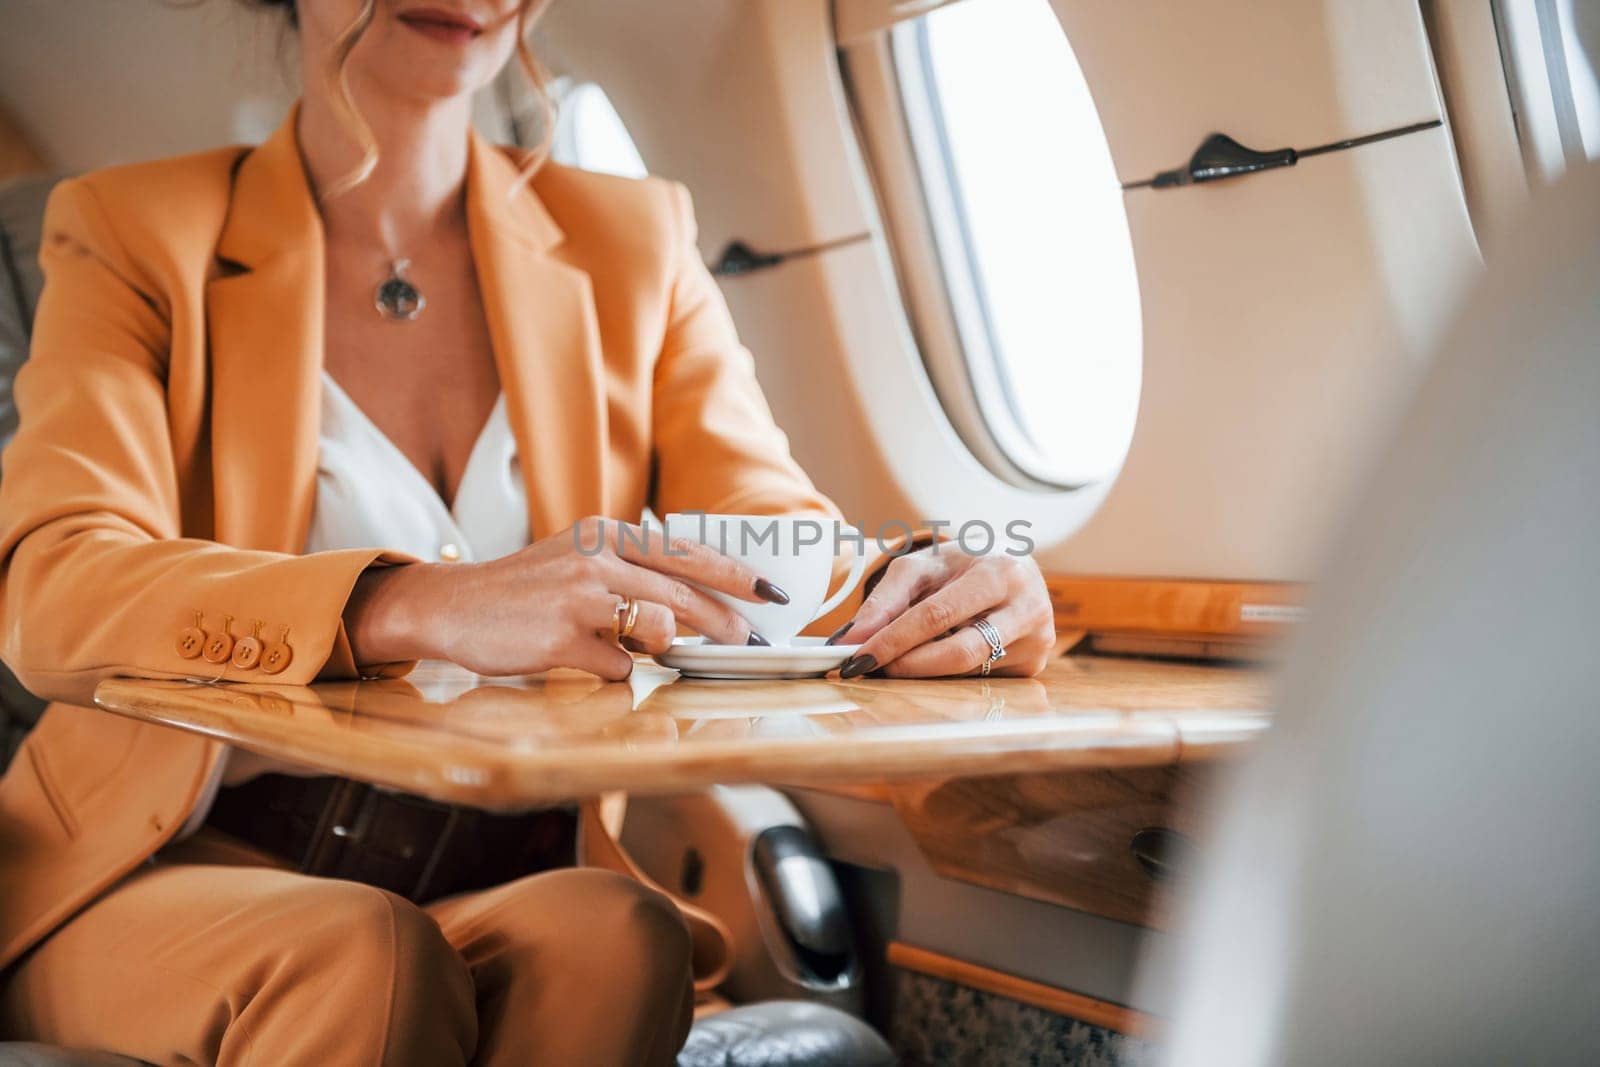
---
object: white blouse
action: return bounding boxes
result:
[179,370,531,836]
[306,371,529,565]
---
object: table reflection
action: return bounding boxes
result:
[94,655,1270,806]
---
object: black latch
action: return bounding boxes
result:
[709,232,873,277]
[1128,119,1442,191]
[711,239,786,276]
[1151,133,1298,188]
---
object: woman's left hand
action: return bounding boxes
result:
[829,547,1055,678]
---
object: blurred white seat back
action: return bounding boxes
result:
[1146,153,1600,1064]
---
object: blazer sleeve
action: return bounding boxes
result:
[0,178,413,707]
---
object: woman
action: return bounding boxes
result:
[0,0,1055,1062]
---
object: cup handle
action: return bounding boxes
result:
[809,530,870,624]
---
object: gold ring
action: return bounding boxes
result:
[613,596,641,640]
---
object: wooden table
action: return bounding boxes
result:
[93,654,1270,811]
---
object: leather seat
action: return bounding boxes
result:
[0,173,894,1067]
[679,1002,895,1067]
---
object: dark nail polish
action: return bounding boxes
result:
[747,632,771,646]
[825,621,854,646]
[839,654,877,679]
[754,578,790,605]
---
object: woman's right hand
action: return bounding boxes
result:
[343,516,787,680]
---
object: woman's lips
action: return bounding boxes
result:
[398,8,483,45]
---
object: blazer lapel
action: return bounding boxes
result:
[465,132,610,538]
[206,108,325,554]
[204,112,609,554]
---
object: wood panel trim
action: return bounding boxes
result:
[887,942,1158,1038]
[886,765,1217,929]
[794,782,899,804]
[1047,575,1304,641]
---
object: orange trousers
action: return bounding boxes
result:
[0,830,695,1066]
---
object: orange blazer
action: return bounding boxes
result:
[0,111,845,968]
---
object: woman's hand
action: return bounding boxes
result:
[343,516,787,680]
[829,547,1055,678]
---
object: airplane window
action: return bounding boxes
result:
[1557,0,1600,160]
[893,0,1141,488]
[550,81,648,179]
[1497,0,1600,176]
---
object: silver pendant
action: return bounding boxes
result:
[375,258,425,321]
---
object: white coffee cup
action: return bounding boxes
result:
[661,513,869,645]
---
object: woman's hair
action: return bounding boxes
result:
[244,0,556,199]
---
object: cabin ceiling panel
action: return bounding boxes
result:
[1046,0,1448,186]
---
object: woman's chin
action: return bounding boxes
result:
[370,66,495,108]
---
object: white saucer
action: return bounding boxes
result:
[652,636,860,680]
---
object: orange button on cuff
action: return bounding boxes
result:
[231,620,264,670]
[176,611,206,660]
[202,615,235,665]
[260,626,293,675]
[175,629,205,659]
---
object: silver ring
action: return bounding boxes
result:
[971,617,1006,677]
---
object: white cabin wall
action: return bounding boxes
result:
[1045,0,1483,580]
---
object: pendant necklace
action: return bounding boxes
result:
[375,257,425,322]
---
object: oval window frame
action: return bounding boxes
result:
[840,0,1143,491]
